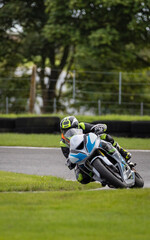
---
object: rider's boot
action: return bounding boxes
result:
[114,142,136,169]
[100,134,134,168]
[101,134,131,161]
[113,142,132,161]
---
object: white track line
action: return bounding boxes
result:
[0,146,150,152]
[0,146,58,150]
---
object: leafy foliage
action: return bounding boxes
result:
[0,0,150,113]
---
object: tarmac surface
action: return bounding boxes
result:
[0,147,150,188]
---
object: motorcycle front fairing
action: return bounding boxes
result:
[69,132,99,164]
[69,132,135,187]
[69,133,115,182]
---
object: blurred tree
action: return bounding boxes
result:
[0,68,30,113]
[0,0,76,112]
[67,0,150,113]
[0,0,149,113]
[72,0,150,70]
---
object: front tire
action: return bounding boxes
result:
[92,158,127,188]
[130,172,144,188]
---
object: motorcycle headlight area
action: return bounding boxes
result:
[70,134,84,150]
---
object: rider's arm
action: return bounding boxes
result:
[79,122,107,135]
[90,123,107,135]
[66,158,76,170]
[60,138,70,158]
[61,147,76,170]
[61,146,69,158]
[60,138,76,169]
[79,122,94,133]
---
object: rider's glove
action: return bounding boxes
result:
[91,124,107,136]
[66,158,76,170]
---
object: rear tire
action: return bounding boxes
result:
[92,158,127,188]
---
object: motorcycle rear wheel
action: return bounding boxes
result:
[92,158,127,188]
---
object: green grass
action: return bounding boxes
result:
[0,112,149,240]
[0,167,149,240]
[75,114,150,122]
[0,171,100,192]
[0,187,149,240]
[113,136,150,150]
[0,113,150,122]
[0,133,150,149]
[0,133,60,147]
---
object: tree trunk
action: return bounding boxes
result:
[46,69,60,112]
[41,46,70,113]
[40,69,49,113]
[39,57,49,113]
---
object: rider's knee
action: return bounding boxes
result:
[76,170,91,184]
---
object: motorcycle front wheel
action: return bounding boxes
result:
[92,158,127,188]
[130,171,144,188]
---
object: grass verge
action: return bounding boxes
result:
[0,133,150,149]
[0,171,100,192]
[0,186,149,240]
[1,113,150,121]
[0,133,60,147]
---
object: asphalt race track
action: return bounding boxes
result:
[0,147,150,188]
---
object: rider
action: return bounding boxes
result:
[60,116,132,184]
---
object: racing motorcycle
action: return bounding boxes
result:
[64,128,144,189]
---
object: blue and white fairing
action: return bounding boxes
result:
[68,131,135,187]
[69,132,99,164]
